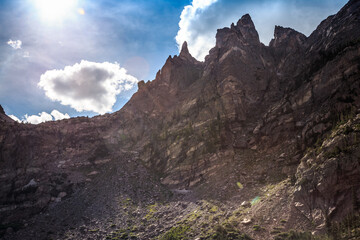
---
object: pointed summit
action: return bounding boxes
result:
[179,41,192,59]
[216,14,260,48]
[236,14,254,28]
[179,41,200,64]
[180,41,189,56]
[235,14,259,43]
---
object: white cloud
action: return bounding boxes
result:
[24,112,53,124]
[38,60,138,114]
[175,0,346,61]
[9,109,70,124]
[51,109,70,120]
[176,0,218,61]
[9,115,21,122]
[7,39,22,49]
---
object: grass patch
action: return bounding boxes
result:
[209,205,219,213]
[280,219,287,224]
[106,228,138,240]
[253,225,261,231]
[207,225,253,240]
[145,203,158,220]
[160,225,190,240]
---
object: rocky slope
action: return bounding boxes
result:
[1,0,360,239]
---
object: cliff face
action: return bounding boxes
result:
[1,0,360,239]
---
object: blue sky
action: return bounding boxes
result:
[0,0,347,123]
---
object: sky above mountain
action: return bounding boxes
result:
[0,0,346,123]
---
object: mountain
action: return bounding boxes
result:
[1,0,360,239]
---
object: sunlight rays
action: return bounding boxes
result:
[32,0,82,22]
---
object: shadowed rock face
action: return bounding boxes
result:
[1,1,360,239]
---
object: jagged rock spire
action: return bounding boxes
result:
[179,41,189,57]
[179,41,193,60]
[179,41,200,64]
[235,14,260,43]
[215,13,260,48]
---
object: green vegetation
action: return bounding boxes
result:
[252,225,261,231]
[206,224,252,240]
[185,210,201,222]
[271,229,281,234]
[273,230,312,240]
[106,228,138,240]
[329,213,360,240]
[145,203,158,220]
[271,216,360,240]
[236,182,244,189]
[306,106,359,160]
[209,205,219,213]
[159,225,190,240]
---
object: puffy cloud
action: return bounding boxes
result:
[9,115,21,122]
[175,0,218,61]
[175,0,346,61]
[38,60,138,114]
[9,109,70,124]
[7,39,22,49]
[51,109,70,120]
[24,112,53,124]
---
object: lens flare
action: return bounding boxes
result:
[251,196,261,205]
[78,8,85,15]
[32,0,77,22]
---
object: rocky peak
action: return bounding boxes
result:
[215,14,260,49]
[137,80,146,90]
[179,41,200,64]
[235,14,260,43]
[269,26,306,48]
[179,41,190,58]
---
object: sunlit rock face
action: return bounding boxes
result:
[1,0,360,239]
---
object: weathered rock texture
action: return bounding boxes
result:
[1,0,360,239]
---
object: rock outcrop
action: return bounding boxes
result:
[1,0,360,239]
[0,105,14,123]
[0,105,5,115]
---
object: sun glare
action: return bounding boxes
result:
[33,0,78,22]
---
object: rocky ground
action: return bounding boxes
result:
[0,149,295,240]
